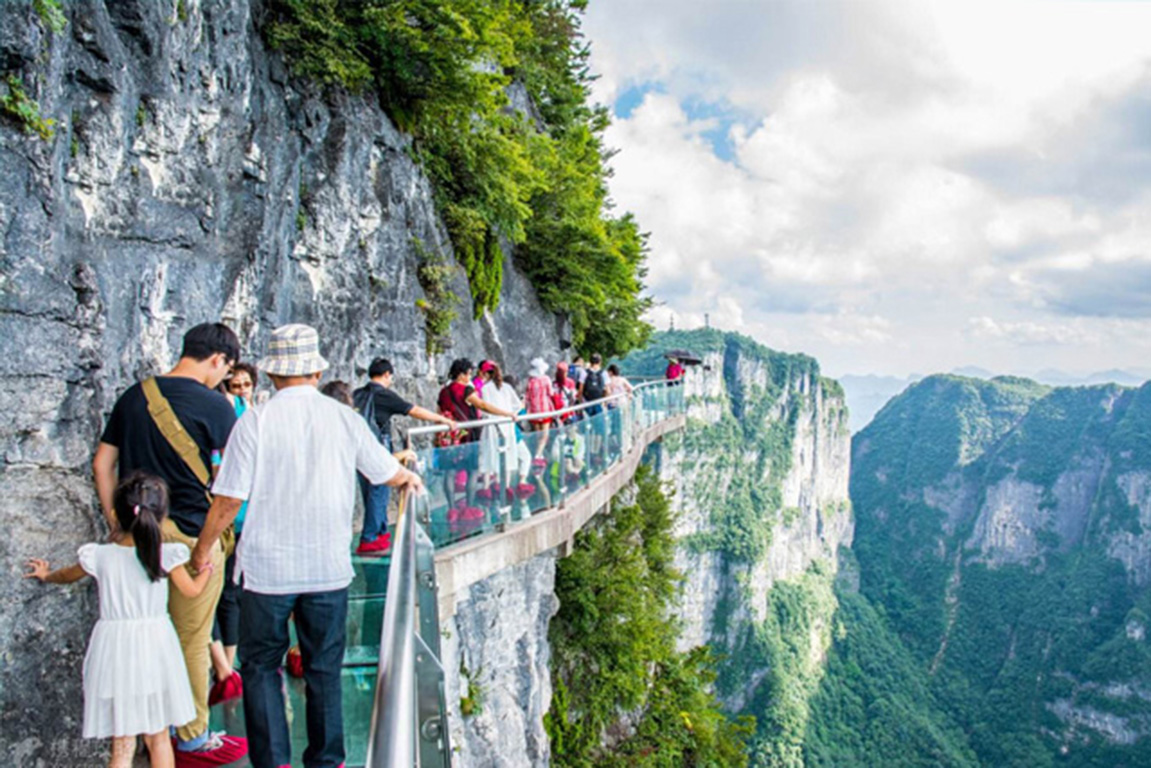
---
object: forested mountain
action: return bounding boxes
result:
[824,375,1151,767]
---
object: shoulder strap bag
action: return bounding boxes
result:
[141,378,235,557]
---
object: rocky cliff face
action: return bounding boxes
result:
[442,552,559,768]
[666,346,851,653]
[851,374,1151,764]
[624,329,852,761]
[0,1,564,759]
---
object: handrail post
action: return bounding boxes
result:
[415,520,450,766]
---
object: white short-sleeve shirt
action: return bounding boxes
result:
[213,385,400,594]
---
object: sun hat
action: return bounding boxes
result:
[258,324,330,376]
[555,361,569,373]
[529,357,549,377]
[479,360,496,373]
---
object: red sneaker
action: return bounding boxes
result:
[173,733,248,767]
[208,671,243,706]
[286,646,304,678]
[355,532,391,556]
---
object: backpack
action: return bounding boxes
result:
[352,384,384,443]
[552,381,576,423]
[583,369,606,402]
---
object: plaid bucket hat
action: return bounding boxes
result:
[258,324,330,376]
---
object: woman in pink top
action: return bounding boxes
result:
[473,360,496,398]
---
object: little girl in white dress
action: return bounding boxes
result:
[26,472,213,768]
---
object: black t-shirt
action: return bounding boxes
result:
[100,377,237,536]
[355,382,414,442]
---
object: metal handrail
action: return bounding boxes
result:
[405,378,674,443]
[366,487,417,767]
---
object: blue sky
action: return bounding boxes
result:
[583,0,1151,378]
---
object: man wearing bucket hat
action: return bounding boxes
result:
[191,324,424,768]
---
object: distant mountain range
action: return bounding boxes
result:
[840,367,1151,433]
[836,373,1151,766]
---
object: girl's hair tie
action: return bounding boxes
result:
[133,504,140,517]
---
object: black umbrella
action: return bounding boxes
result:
[664,349,703,366]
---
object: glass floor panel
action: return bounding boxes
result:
[210,665,378,768]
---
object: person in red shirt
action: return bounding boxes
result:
[666,357,685,385]
[437,358,515,512]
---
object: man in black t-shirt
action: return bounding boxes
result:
[352,357,455,555]
[92,323,247,765]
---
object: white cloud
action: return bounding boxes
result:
[967,316,1096,346]
[815,312,894,346]
[584,0,1151,376]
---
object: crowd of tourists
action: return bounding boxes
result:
[23,321,676,768]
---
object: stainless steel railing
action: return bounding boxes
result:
[366,488,450,768]
[404,378,675,445]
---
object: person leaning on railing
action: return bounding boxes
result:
[352,358,454,556]
[437,358,516,512]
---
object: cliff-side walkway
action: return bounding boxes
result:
[211,382,686,767]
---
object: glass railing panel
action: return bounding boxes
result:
[604,400,627,468]
[559,412,595,498]
[517,425,558,515]
[345,595,386,666]
[582,406,612,479]
[417,439,486,547]
[349,554,390,598]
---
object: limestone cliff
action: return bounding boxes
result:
[442,553,559,768]
[623,329,852,763]
[0,1,564,760]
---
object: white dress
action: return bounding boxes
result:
[479,383,524,477]
[78,542,196,738]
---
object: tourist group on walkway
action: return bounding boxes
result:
[23,321,655,768]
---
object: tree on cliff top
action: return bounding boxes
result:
[263,0,651,357]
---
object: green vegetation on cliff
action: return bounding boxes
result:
[851,374,1050,660]
[735,563,838,767]
[804,588,978,767]
[546,466,754,766]
[263,0,650,355]
[842,375,1151,766]
[623,329,827,564]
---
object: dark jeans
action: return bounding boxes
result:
[241,588,348,768]
[358,435,392,542]
[214,532,242,648]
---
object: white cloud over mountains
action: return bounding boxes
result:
[584,0,1151,377]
